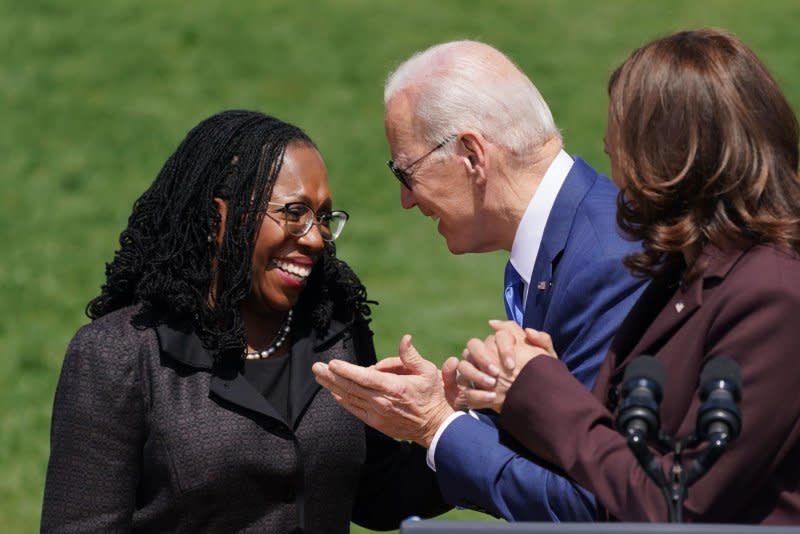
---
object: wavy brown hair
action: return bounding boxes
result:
[607,28,800,283]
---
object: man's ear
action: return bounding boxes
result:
[458,131,488,185]
[212,197,228,246]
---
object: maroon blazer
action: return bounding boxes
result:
[499,244,800,524]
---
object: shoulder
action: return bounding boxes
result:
[74,305,154,345]
[568,156,618,203]
[565,157,638,258]
[65,305,158,377]
[701,245,800,408]
[718,244,800,302]
[699,245,800,353]
[732,243,800,276]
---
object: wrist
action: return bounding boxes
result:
[418,402,455,448]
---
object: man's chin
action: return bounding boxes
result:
[440,225,490,255]
[441,231,468,255]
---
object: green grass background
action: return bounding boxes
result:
[2,1,799,531]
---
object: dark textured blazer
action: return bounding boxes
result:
[499,244,800,524]
[42,305,448,533]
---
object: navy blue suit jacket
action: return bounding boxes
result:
[433,157,646,521]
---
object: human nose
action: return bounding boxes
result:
[400,185,417,209]
[296,220,325,251]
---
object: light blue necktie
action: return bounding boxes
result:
[504,261,525,325]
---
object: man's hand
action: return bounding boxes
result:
[442,356,468,411]
[312,334,454,448]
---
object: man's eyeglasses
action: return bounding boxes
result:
[387,134,457,190]
[266,202,349,242]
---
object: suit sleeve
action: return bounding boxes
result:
[349,318,451,530]
[500,273,800,522]
[432,257,642,521]
[41,323,145,533]
[434,413,595,521]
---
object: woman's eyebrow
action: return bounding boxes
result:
[269,194,333,211]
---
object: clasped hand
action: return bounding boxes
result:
[311,322,557,447]
[455,320,558,413]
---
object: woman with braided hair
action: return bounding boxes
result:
[42,110,448,532]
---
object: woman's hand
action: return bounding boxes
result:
[457,320,558,413]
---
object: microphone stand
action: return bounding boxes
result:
[623,357,741,522]
[626,430,686,522]
[628,431,733,522]
[625,430,678,522]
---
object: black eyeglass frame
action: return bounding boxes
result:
[386,134,457,190]
[265,201,349,242]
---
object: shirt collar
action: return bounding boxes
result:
[509,149,574,285]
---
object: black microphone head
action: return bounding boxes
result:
[617,355,665,438]
[623,355,666,389]
[697,357,743,440]
[700,357,742,401]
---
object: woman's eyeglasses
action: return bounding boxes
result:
[266,202,349,242]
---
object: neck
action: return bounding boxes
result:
[491,137,563,250]
[243,309,294,359]
[242,309,291,351]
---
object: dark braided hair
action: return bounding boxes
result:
[87,110,372,361]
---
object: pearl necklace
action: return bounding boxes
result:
[244,310,293,360]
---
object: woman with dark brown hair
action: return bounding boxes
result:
[459,29,800,523]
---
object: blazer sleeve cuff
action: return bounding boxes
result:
[426,410,467,471]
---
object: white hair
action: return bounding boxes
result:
[384,40,561,157]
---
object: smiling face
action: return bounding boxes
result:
[237,141,331,323]
[384,93,482,255]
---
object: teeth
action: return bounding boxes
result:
[273,259,311,279]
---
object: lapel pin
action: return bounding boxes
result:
[675,301,685,313]
[537,281,550,291]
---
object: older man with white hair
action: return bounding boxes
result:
[314,40,645,522]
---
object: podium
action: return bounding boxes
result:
[400,520,799,533]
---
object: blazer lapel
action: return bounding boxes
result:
[608,245,747,378]
[605,276,676,368]
[212,320,350,428]
[156,321,214,371]
[157,319,294,426]
[288,324,324,428]
[524,157,595,329]
[158,315,354,429]
[210,371,286,423]
[288,319,352,429]
[615,277,700,372]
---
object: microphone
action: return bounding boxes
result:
[686,357,742,486]
[696,357,742,441]
[616,355,668,490]
[616,355,665,439]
